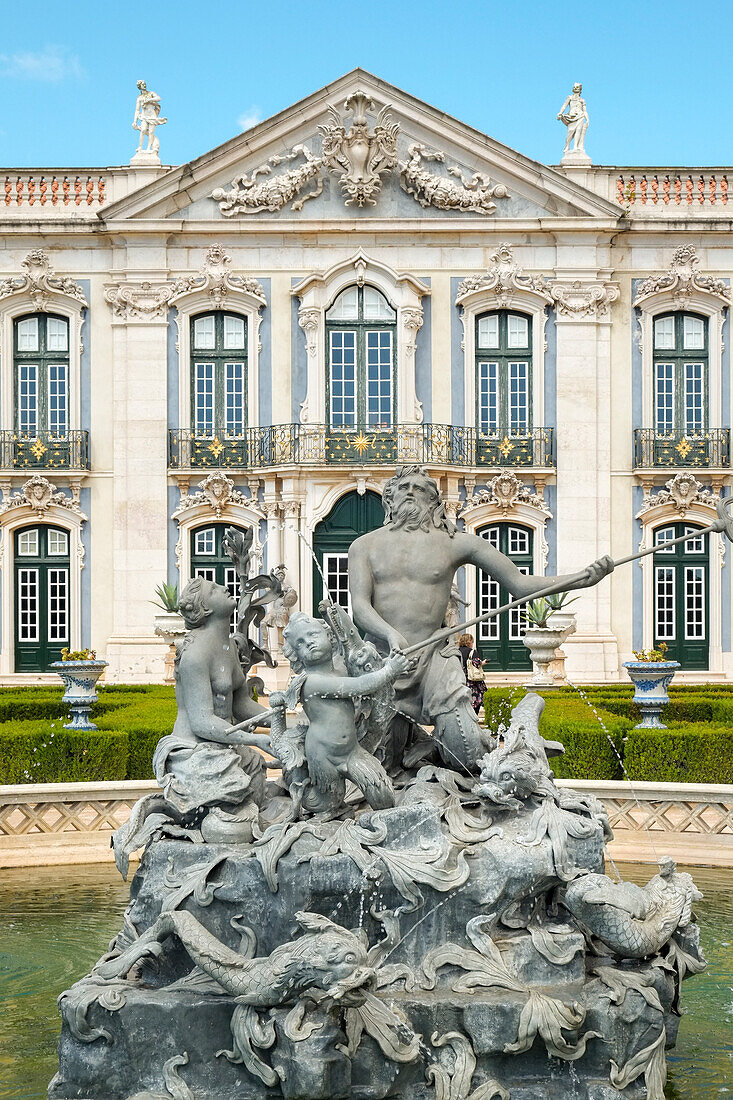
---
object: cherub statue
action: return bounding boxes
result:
[263,613,410,815]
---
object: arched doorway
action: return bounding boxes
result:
[312,491,384,612]
[476,521,533,671]
[14,523,71,671]
[653,522,709,669]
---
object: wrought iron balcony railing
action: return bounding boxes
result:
[634,428,730,468]
[169,425,554,470]
[0,430,90,470]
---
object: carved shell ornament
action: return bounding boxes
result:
[211,93,510,216]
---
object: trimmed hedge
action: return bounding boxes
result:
[0,686,175,784]
[625,725,733,784]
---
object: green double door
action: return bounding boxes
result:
[14,524,70,672]
[475,522,533,671]
[312,491,384,612]
[653,523,709,669]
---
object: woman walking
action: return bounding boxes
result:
[458,633,486,714]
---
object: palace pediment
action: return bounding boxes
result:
[100,70,622,225]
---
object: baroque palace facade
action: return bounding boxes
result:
[1,69,731,684]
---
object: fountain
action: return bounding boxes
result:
[50,469,711,1100]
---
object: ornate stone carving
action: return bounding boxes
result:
[170,244,266,308]
[297,306,320,355]
[638,472,718,519]
[104,281,175,320]
[0,249,87,310]
[633,245,730,308]
[549,279,620,319]
[461,471,551,518]
[399,143,508,213]
[402,307,423,353]
[176,471,251,519]
[0,474,86,518]
[455,244,552,307]
[212,93,508,217]
[320,92,399,207]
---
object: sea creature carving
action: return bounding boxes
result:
[212,144,325,215]
[399,143,509,213]
[562,858,703,959]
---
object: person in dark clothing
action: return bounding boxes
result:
[458,633,486,714]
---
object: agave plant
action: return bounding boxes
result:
[151,582,179,613]
[544,591,578,613]
[525,598,553,628]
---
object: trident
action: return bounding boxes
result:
[401,495,733,659]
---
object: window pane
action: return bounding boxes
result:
[193,566,216,581]
[507,314,529,348]
[654,362,674,434]
[508,527,530,556]
[366,331,392,429]
[482,527,501,549]
[225,361,245,436]
[363,286,396,321]
[48,530,69,556]
[477,315,499,349]
[479,572,500,640]
[47,317,69,352]
[223,315,245,349]
[323,553,350,612]
[17,530,38,556]
[684,362,704,434]
[683,315,705,350]
[48,568,69,642]
[509,566,530,640]
[654,316,675,350]
[18,364,38,435]
[478,361,498,436]
[17,317,39,352]
[329,331,356,429]
[685,567,705,639]
[194,529,216,555]
[18,568,39,642]
[655,566,676,639]
[654,526,676,553]
[193,316,216,349]
[194,363,214,434]
[326,287,359,321]
[48,364,67,436]
[509,361,529,434]
[683,527,704,553]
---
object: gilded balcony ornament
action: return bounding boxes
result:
[350,431,374,455]
[30,437,47,461]
[208,437,225,459]
[499,436,514,458]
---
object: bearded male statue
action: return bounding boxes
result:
[348,466,613,771]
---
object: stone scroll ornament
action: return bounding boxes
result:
[211,92,509,216]
[53,473,707,1100]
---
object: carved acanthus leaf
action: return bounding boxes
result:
[549,279,620,318]
[0,249,87,311]
[0,474,86,519]
[455,244,551,306]
[319,92,399,207]
[460,471,551,519]
[637,472,718,519]
[634,246,730,308]
[104,281,175,320]
[169,244,266,308]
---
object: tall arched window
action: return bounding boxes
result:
[653,522,709,669]
[14,524,70,671]
[325,286,396,433]
[475,311,532,439]
[653,312,708,438]
[476,522,533,671]
[191,312,247,438]
[14,314,69,437]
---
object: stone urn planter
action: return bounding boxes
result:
[50,660,109,731]
[522,626,568,689]
[547,611,577,685]
[623,660,681,729]
[153,611,186,684]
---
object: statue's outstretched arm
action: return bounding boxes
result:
[307,654,405,701]
[458,530,613,598]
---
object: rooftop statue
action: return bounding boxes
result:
[557,82,590,164]
[348,465,613,770]
[131,79,167,164]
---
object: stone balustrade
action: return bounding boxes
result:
[1,778,731,869]
[2,173,107,212]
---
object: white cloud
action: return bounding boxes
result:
[0,46,83,82]
[238,108,262,132]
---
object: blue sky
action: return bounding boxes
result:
[2,0,730,168]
